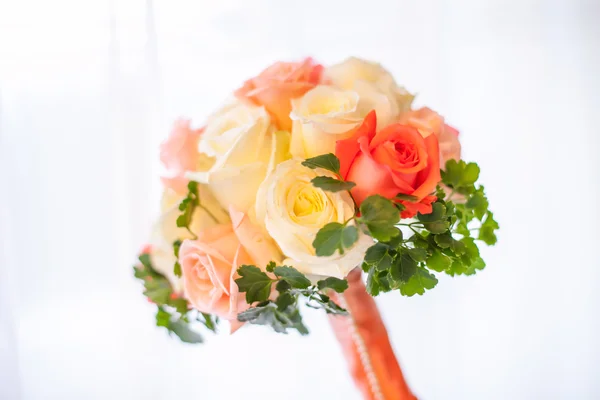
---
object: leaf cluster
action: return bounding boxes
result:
[133,253,217,343]
[235,264,348,335]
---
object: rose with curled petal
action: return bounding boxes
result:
[325,57,414,128]
[254,159,373,279]
[235,58,324,131]
[179,208,282,330]
[289,85,366,159]
[186,99,291,214]
[336,111,441,218]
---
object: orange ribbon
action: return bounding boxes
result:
[328,269,417,400]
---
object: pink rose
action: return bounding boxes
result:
[159,119,202,194]
[179,208,282,329]
[398,107,461,167]
[235,58,324,131]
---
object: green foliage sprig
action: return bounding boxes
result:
[235,263,348,335]
[305,154,499,297]
[133,253,218,343]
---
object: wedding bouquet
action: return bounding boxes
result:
[134,57,498,399]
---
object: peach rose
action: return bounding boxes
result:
[234,58,324,131]
[336,111,441,218]
[160,119,202,194]
[398,107,461,167]
[179,208,282,325]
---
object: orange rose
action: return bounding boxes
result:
[234,58,323,131]
[336,111,441,218]
[398,107,461,167]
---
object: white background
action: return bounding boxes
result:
[1,0,599,399]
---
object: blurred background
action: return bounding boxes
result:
[1,0,599,399]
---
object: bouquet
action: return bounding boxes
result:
[134,57,498,399]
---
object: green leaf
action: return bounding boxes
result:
[417,202,446,223]
[399,268,438,296]
[138,253,152,269]
[390,253,417,283]
[395,193,419,202]
[466,187,489,220]
[301,153,341,175]
[235,265,273,303]
[266,261,276,273]
[407,248,428,262]
[366,268,380,296]
[450,239,467,255]
[434,233,453,248]
[155,308,171,328]
[173,261,182,278]
[275,279,291,292]
[169,319,204,344]
[364,243,389,265]
[144,278,171,305]
[383,228,404,248]
[478,211,499,245]
[427,251,452,272]
[317,277,349,293]
[200,313,217,332]
[273,266,311,289]
[359,195,401,242]
[446,260,468,276]
[423,220,450,234]
[312,294,348,315]
[168,297,188,315]
[341,225,359,249]
[176,214,188,228]
[237,305,268,322]
[461,237,480,259]
[238,302,309,335]
[464,257,486,275]
[375,253,393,271]
[442,159,463,187]
[276,291,296,311]
[313,222,357,256]
[311,176,356,192]
[462,163,480,185]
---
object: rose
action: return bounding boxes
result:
[234,58,324,131]
[255,159,373,278]
[325,57,414,128]
[186,99,290,213]
[336,111,441,218]
[398,107,461,167]
[289,85,366,159]
[160,119,202,193]
[148,186,230,292]
[179,208,282,326]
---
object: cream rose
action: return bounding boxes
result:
[149,186,230,291]
[255,159,373,278]
[289,85,365,159]
[186,99,290,213]
[325,57,414,127]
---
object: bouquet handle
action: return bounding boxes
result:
[328,269,417,400]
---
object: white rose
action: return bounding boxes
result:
[255,159,373,278]
[325,57,414,127]
[186,99,290,213]
[289,85,365,159]
[149,186,229,291]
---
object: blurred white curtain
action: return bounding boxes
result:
[1,1,599,399]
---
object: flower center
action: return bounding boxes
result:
[393,141,419,168]
[293,185,325,217]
